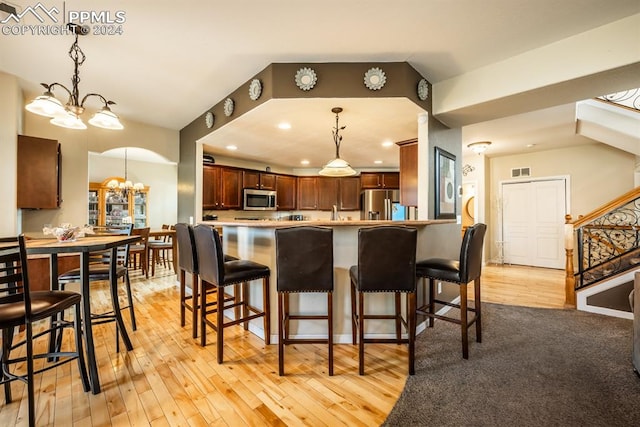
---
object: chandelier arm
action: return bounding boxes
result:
[80,93,112,108]
[46,82,74,99]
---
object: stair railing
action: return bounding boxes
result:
[566,187,640,306]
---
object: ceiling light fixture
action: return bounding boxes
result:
[107,148,143,198]
[318,107,357,177]
[467,141,492,154]
[278,122,291,130]
[25,24,123,130]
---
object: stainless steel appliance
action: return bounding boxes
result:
[360,189,405,220]
[243,189,277,210]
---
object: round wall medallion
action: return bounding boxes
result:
[223,98,234,117]
[417,78,429,100]
[364,67,386,90]
[295,67,318,91]
[205,111,214,128]
[249,79,262,100]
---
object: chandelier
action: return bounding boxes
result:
[25,24,123,130]
[107,148,143,197]
[318,107,357,177]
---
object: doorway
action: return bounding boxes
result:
[501,177,568,269]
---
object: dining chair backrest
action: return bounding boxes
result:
[356,226,417,293]
[132,227,150,246]
[91,223,133,265]
[0,235,33,320]
[175,223,198,275]
[192,224,225,286]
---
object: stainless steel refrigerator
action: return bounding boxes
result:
[360,189,405,220]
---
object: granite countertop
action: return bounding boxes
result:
[200,219,454,228]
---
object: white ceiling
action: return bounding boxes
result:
[1,0,638,168]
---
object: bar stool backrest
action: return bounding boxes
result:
[459,223,487,283]
[275,226,333,293]
[192,224,225,286]
[356,226,417,292]
[175,223,198,275]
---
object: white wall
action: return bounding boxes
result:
[0,72,21,235]
[487,144,635,260]
[21,95,180,234]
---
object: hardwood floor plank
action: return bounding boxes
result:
[0,263,564,426]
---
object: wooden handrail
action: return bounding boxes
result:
[571,186,640,228]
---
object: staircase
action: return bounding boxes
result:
[568,187,640,319]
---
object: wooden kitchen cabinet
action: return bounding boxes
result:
[297,177,318,210]
[203,165,242,210]
[398,139,418,207]
[360,172,399,189]
[275,175,297,210]
[317,178,339,210]
[242,170,276,190]
[339,177,361,211]
[89,177,149,227]
[17,135,61,209]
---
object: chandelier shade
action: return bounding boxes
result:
[24,24,123,131]
[318,107,357,177]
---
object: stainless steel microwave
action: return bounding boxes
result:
[243,189,277,210]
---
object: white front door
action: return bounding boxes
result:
[502,179,566,269]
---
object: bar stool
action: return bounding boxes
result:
[350,226,417,375]
[175,223,200,338]
[415,223,487,359]
[275,226,334,376]
[192,224,271,364]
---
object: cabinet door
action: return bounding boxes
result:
[317,178,339,210]
[360,172,381,189]
[339,177,361,211]
[399,142,418,207]
[242,170,260,189]
[132,191,148,228]
[17,135,60,209]
[203,165,219,209]
[382,172,400,189]
[88,187,100,226]
[276,175,297,210]
[297,177,318,210]
[219,167,242,209]
[260,173,277,190]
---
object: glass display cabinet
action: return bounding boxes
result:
[88,177,149,227]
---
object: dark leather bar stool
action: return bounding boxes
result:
[350,226,417,375]
[275,226,334,376]
[175,223,200,338]
[416,223,487,359]
[192,224,271,364]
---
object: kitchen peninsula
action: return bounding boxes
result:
[201,218,454,343]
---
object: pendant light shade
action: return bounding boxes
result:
[318,107,357,177]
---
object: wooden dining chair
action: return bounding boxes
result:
[148,224,174,276]
[128,227,150,278]
[0,235,90,427]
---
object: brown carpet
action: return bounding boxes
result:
[383,303,640,426]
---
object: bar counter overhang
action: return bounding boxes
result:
[200,219,454,343]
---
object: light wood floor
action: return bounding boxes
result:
[0,262,565,426]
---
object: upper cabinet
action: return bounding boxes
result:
[242,170,276,190]
[17,135,61,209]
[203,165,242,210]
[360,172,399,189]
[296,176,360,211]
[397,139,418,207]
[275,175,297,211]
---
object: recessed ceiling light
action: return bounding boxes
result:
[526,144,536,148]
[226,145,238,151]
[382,141,393,147]
[278,122,291,130]
[300,160,309,165]
[374,160,383,164]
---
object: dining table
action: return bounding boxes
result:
[25,234,140,394]
[149,228,177,274]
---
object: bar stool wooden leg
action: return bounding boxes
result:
[263,277,270,345]
[429,278,436,327]
[351,281,357,345]
[216,285,224,364]
[460,283,469,360]
[394,292,402,342]
[278,292,285,376]
[358,291,365,375]
[475,277,482,343]
[408,291,416,375]
[328,291,334,376]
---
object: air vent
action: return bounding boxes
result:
[511,167,531,178]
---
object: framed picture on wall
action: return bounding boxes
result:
[434,147,456,219]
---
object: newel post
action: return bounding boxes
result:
[564,214,576,308]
